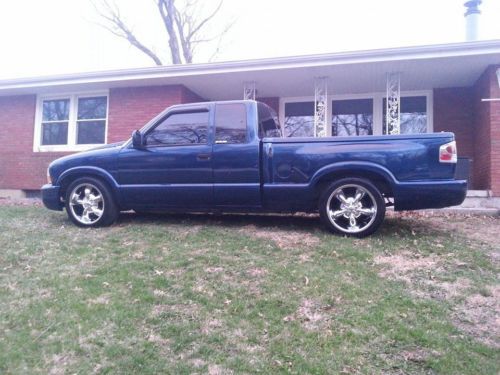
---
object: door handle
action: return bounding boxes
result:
[197,153,211,161]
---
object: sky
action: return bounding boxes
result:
[0,0,499,79]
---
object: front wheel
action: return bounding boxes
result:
[65,177,119,227]
[319,178,385,237]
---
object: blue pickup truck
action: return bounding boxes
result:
[42,100,467,237]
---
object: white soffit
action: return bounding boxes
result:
[0,40,499,99]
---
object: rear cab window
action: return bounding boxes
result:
[215,103,247,144]
[257,102,281,138]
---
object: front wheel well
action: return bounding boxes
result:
[314,171,394,200]
[59,174,114,202]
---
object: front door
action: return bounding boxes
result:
[118,108,213,209]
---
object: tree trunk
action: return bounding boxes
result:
[158,0,182,64]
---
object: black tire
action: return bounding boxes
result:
[64,177,119,227]
[319,177,385,237]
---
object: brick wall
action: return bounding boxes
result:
[0,85,203,190]
[471,65,500,195]
[107,85,203,143]
[433,87,475,186]
[433,66,500,194]
[0,95,67,190]
[488,67,500,195]
[257,97,280,114]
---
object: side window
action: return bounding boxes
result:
[215,104,247,144]
[258,102,281,138]
[145,111,209,146]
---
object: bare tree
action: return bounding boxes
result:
[92,0,233,65]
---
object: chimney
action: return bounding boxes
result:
[464,0,482,42]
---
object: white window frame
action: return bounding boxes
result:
[279,90,433,137]
[33,90,109,152]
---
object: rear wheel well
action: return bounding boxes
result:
[314,171,393,201]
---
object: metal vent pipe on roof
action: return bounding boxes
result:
[464,0,482,42]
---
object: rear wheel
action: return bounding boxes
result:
[319,178,385,237]
[65,177,119,227]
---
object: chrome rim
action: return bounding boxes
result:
[326,184,377,234]
[68,183,104,225]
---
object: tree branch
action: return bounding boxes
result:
[173,8,192,63]
[92,0,163,65]
[92,0,230,65]
[186,0,224,40]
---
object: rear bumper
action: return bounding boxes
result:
[394,179,467,211]
[41,184,63,211]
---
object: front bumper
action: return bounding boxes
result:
[41,184,64,211]
[394,179,467,211]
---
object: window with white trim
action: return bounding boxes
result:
[34,93,108,151]
[283,101,314,137]
[332,99,373,136]
[382,96,427,134]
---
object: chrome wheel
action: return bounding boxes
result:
[326,184,377,234]
[68,183,105,225]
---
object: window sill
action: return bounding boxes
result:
[33,144,105,153]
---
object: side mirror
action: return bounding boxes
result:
[131,130,144,148]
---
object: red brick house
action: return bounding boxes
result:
[0,40,499,200]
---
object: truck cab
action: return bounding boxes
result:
[119,100,280,209]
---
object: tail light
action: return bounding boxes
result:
[439,141,457,163]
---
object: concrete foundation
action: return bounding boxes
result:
[0,189,27,199]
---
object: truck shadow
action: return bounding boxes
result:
[118,211,322,233]
[116,211,438,238]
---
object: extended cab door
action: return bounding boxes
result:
[117,106,213,208]
[212,102,261,208]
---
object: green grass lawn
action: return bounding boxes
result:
[0,206,498,374]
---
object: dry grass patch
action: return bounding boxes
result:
[375,251,441,283]
[0,198,41,207]
[375,249,499,348]
[283,299,335,332]
[207,364,234,375]
[47,352,76,375]
[146,332,170,347]
[201,317,224,335]
[87,294,110,306]
[247,267,268,277]
[452,285,500,348]
[151,303,199,319]
[238,224,319,250]
[390,211,500,261]
[374,251,474,300]
[205,266,224,274]
[400,348,441,363]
